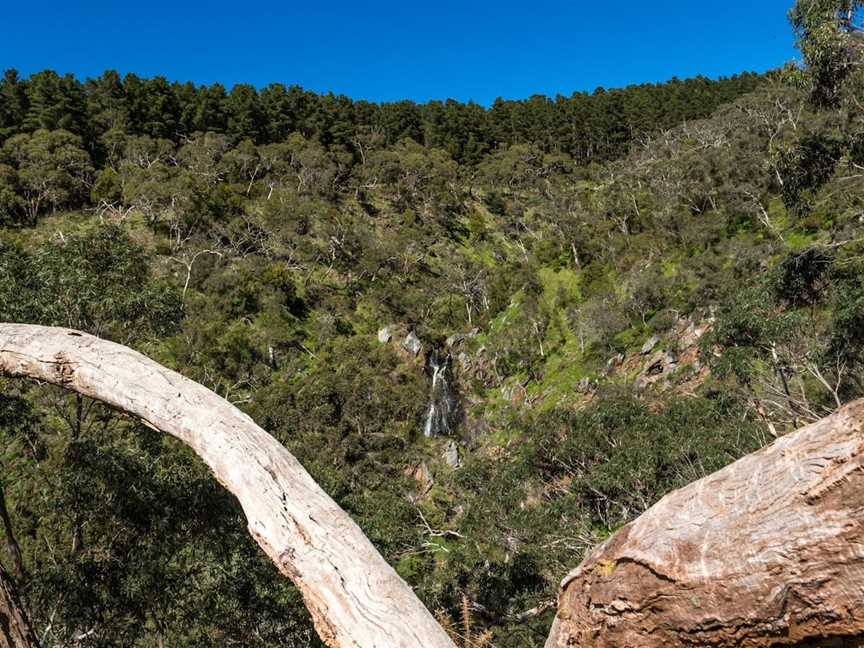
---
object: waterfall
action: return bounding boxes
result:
[423,349,456,437]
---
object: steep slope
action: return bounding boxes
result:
[1,63,864,646]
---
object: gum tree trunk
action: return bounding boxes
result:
[0,564,37,648]
[0,323,455,648]
[545,399,864,648]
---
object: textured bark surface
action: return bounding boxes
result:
[545,400,864,648]
[0,564,37,648]
[0,324,455,648]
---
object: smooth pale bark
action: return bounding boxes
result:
[545,399,864,648]
[0,324,455,648]
[0,563,37,648]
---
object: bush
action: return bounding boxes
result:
[525,392,764,529]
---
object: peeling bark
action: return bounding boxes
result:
[545,400,864,648]
[0,324,455,648]
[0,563,37,648]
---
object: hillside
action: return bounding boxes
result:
[1,13,864,645]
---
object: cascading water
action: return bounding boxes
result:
[423,348,457,437]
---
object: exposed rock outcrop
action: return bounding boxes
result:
[402,330,423,356]
[442,440,461,468]
[633,349,678,391]
[544,399,864,648]
[640,334,660,355]
[377,326,393,344]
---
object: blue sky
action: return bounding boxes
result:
[0,1,798,105]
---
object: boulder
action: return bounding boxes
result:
[457,352,472,372]
[377,326,393,344]
[402,331,422,356]
[442,441,461,468]
[445,333,465,348]
[407,462,433,494]
[544,400,864,648]
[640,334,660,355]
[634,350,678,391]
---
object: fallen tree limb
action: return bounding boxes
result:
[544,399,864,648]
[0,323,455,648]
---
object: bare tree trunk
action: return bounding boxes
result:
[545,399,864,648]
[0,323,455,648]
[0,563,37,648]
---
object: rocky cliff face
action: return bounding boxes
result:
[544,400,864,648]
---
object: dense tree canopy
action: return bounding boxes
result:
[0,68,764,168]
[790,0,864,104]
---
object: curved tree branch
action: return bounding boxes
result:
[0,323,455,648]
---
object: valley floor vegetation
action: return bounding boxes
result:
[3,1,864,645]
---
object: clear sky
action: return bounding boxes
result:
[0,0,798,105]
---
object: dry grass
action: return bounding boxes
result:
[435,593,494,648]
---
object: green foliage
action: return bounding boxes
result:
[825,264,864,369]
[0,164,25,224]
[701,285,797,384]
[773,134,843,215]
[0,67,765,165]
[1,28,863,648]
[1,129,93,222]
[525,392,763,528]
[482,191,507,216]
[790,0,864,105]
[251,336,427,472]
[90,166,122,204]
[0,228,182,340]
[772,246,835,306]
[2,399,323,648]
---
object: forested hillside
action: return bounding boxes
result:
[2,2,864,645]
[0,68,763,168]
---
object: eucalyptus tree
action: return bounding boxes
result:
[790,0,864,104]
[0,129,93,222]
